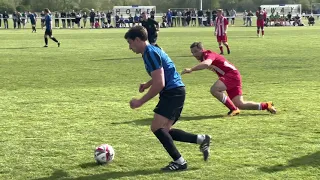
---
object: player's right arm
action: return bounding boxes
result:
[182,59,213,74]
[151,19,160,32]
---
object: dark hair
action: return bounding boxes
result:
[124,25,148,41]
[44,8,50,13]
[190,42,203,49]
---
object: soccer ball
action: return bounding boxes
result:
[94,144,115,165]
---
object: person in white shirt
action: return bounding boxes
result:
[230,9,236,25]
[243,10,247,25]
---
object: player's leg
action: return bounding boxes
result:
[168,126,211,161]
[210,79,239,116]
[32,23,36,32]
[218,40,223,54]
[261,25,265,37]
[163,87,211,161]
[232,95,276,114]
[257,26,260,37]
[151,90,188,171]
[151,114,188,171]
[152,87,210,171]
[48,31,60,47]
[44,33,48,47]
[222,37,230,54]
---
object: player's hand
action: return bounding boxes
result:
[224,31,227,35]
[139,83,150,93]
[129,98,143,109]
[181,68,192,75]
[214,32,217,36]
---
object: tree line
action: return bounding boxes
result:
[1,0,320,13]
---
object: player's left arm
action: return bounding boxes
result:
[191,59,213,71]
[214,17,217,34]
[224,18,228,34]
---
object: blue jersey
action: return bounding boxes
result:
[28,13,36,24]
[142,45,184,91]
[45,14,52,30]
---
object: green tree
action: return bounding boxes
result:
[238,0,255,11]
[0,0,15,13]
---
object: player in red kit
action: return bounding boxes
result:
[214,9,230,55]
[256,7,266,37]
[182,42,277,116]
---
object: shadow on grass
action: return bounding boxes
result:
[34,169,69,180]
[111,115,224,126]
[0,47,41,50]
[79,162,99,169]
[91,55,191,61]
[34,167,199,180]
[259,151,320,173]
[233,36,262,39]
[111,113,270,126]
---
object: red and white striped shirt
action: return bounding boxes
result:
[202,50,237,77]
[215,16,228,36]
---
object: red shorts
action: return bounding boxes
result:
[219,71,242,100]
[217,35,227,42]
[257,20,264,28]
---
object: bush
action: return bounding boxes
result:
[16,5,28,12]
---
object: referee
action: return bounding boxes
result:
[141,12,160,48]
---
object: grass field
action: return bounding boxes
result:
[0,21,320,180]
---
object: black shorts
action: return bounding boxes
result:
[45,29,52,36]
[148,34,158,44]
[154,86,185,123]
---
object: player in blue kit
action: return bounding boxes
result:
[43,8,60,47]
[124,25,211,171]
[28,11,37,33]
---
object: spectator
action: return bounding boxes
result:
[308,15,315,26]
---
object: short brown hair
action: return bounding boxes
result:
[190,42,204,49]
[124,25,148,41]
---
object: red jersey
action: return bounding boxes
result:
[256,10,266,20]
[215,16,228,36]
[202,50,237,77]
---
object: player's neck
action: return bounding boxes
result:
[140,41,149,54]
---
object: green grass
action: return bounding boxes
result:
[0,23,320,180]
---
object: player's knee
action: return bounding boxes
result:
[210,86,220,96]
[150,121,163,132]
[150,124,158,133]
[233,101,244,109]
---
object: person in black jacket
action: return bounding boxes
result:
[141,12,160,48]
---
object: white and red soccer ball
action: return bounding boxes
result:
[94,144,115,164]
